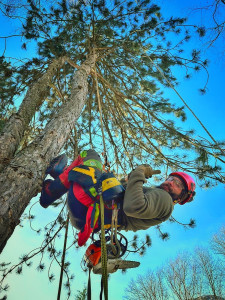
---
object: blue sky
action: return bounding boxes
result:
[0,1,225,299]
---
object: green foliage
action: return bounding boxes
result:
[169,216,197,229]
[16,0,212,179]
[0,0,224,210]
[16,266,23,274]
[0,57,18,115]
[75,287,87,300]
[36,263,45,272]
[192,49,201,62]
[48,273,55,282]
[156,225,170,241]
[197,26,206,37]
[189,219,196,228]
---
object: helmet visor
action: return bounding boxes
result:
[166,176,185,190]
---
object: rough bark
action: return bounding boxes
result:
[0,52,95,253]
[0,56,66,172]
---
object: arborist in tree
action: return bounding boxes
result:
[121,165,196,232]
[40,149,196,246]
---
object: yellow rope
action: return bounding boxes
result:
[100,192,108,300]
[93,47,108,300]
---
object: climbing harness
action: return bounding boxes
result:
[80,176,139,300]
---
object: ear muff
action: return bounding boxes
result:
[180,190,196,205]
[188,190,196,203]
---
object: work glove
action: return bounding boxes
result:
[136,164,161,179]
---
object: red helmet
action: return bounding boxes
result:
[169,172,196,205]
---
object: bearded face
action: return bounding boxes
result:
[158,176,187,203]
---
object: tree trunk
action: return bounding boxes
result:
[0,56,66,172]
[0,52,95,253]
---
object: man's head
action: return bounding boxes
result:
[159,172,196,205]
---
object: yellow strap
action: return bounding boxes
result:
[102,177,121,192]
[93,203,99,227]
[72,166,97,184]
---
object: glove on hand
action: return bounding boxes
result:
[136,164,161,179]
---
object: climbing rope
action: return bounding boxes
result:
[57,213,69,300]
[99,189,108,300]
[93,48,111,172]
[93,49,106,154]
[110,204,121,258]
[93,47,109,300]
[93,47,123,299]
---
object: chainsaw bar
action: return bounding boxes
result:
[93,259,140,274]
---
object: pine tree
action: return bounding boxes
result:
[0,0,224,255]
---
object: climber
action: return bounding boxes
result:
[40,149,196,244]
[121,165,196,232]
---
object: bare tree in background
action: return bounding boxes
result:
[124,270,168,300]
[195,248,224,299]
[211,226,225,257]
[125,245,225,299]
[163,253,200,300]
